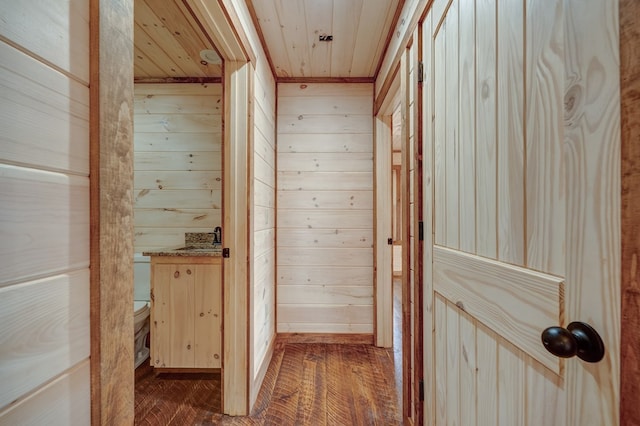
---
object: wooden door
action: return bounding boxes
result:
[151,263,195,368]
[423,0,620,424]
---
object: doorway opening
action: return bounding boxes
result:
[130,0,226,420]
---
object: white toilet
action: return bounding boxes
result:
[134,254,151,368]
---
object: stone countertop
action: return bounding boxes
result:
[142,245,223,257]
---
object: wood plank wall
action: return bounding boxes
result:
[133,83,222,252]
[250,38,277,402]
[277,83,374,334]
[227,0,278,410]
[0,1,91,423]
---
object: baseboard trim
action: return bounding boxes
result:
[276,333,374,345]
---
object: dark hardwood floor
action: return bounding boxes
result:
[135,281,404,425]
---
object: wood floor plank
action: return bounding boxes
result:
[295,344,327,424]
[135,340,401,425]
[263,343,306,424]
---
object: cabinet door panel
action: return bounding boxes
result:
[194,263,222,368]
[152,264,195,368]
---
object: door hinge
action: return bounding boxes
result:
[222,248,230,258]
[419,379,424,401]
[387,237,393,245]
[418,61,424,83]
[418,221,424,241]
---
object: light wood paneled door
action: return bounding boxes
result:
[423,0,620,424]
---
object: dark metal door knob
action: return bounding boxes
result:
[541,321,605,363]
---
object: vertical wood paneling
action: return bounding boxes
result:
[563,1,620,424]
[434,295,447,425]
[445,302,460,425]
[458,0,476,254]
[444,0,459,250]
[133,83,222,252]
[525,357,564,425]
[459,312,476,426]
[525,0,564,276]
[476,325,498,425]
[277,83,374,334]
[426,0,619,424]
[151,264,195,368]
[496,0,525,266]
[421,10,435,426]
[497,341,525,426]
[475,0,497,259]
[433,25,447,246]
[194,264,222,368]
[408,35,423,422]
[400,47,413,421]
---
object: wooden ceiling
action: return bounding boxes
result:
[247,0,404,80]
[133,0,222,79]
[134,0,403,81]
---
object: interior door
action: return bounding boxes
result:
[424,0,620,424]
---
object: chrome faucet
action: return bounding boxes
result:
[212,226,222,245]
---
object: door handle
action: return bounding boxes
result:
[541,321,605,363]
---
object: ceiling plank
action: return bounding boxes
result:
[304,0,334,78]
[351,0,396,76]
[330,0,364,77]
[135,0,205,77]
[248,0,401,79]
[274,0,312,77]
[134,44,171,78]
[250,0,293,77]
[134,22,188,77]
[371,0,405,76]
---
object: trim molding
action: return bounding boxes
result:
[277,77,374,84]
[620,0,640,424]
[134,77,222,84]
[277,333,375,345]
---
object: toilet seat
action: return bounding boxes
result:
[134,301,150,333]
[134,301,150,368]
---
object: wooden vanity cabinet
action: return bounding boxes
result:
[150,256,222,370]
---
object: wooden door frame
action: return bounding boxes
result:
[620,0,640,424]
[90,0,255,421]
[375,64,401,348]
[89,0,135,423]
[413,24,425,426]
